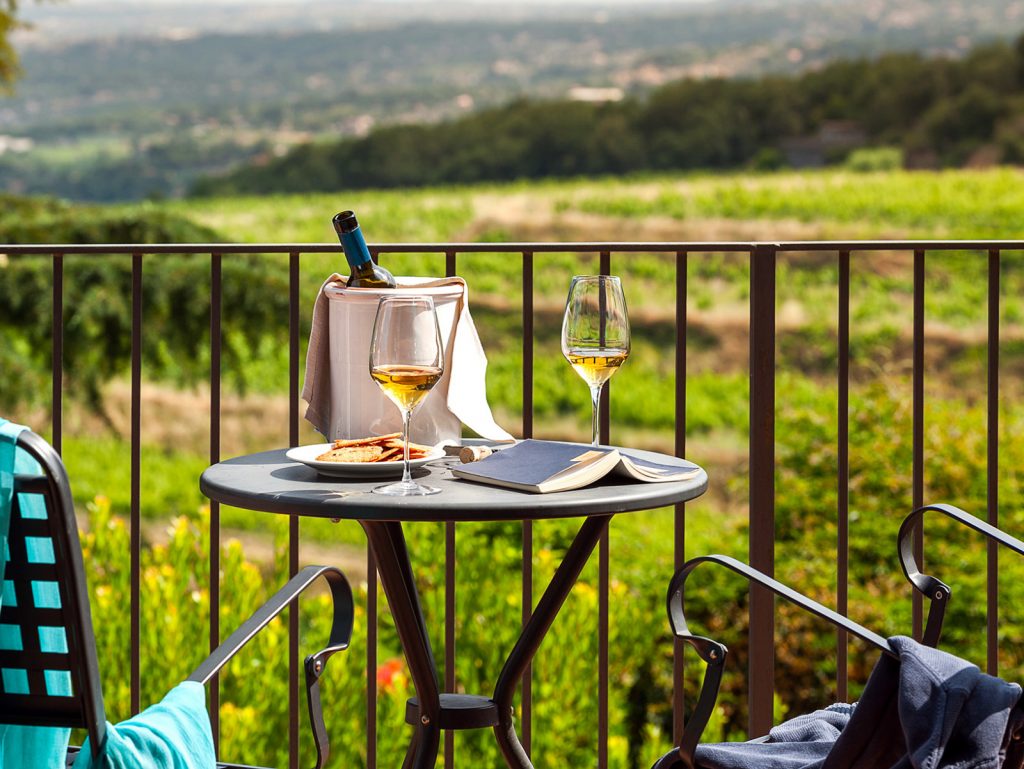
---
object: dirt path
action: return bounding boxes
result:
[457,187,916,243]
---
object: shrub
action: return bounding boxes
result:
[0,196,293,411]
[843,147,903,172]
[751,148,786,172]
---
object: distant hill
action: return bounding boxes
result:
[1,0,1022,201]
[192,37,1024,196]
[7,0,1018,134]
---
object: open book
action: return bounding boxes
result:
[451,439,701,494]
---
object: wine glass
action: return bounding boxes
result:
[561,275,631,447]
[369,295,444,496]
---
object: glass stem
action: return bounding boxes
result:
[401,408,413,485]
[590,383,603,447]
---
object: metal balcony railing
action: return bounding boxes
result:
[3,239,1020,768]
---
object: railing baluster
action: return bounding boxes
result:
[673,249,688,743]
[912,250,925,641]
[366,245,379,769]
[445,249,457,769]
[598,252,612,442]
[987,248,1000,676]
[748,243,776,737]
[598,250,611,769]
[209,252,222,743]
[445,521,456,769]
[367,548,378,769]
[837,250,850,702]
[288,251,301,769]
[130,252,143,717]
[521,249,534,755]
[50,252,63,454]
[289,252,301,449]
[204,252,219,745]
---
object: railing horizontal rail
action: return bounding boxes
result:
[6,239,1024,255]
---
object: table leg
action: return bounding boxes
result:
[492,514,613,769]
[362,521,443,769]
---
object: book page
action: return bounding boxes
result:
[615,451,701,482]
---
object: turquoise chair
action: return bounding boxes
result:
[1,428,353,769]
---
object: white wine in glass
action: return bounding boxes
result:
[371,364,443,412]
[561,275,630,446]
[369,296,444,496]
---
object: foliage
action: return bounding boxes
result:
[0,194,217,244]
[0,0,22,89]
[194,35,1024,196]
[0,136,271,202]
[73,372,1024,766]
[80,491,752,768]
[0,197,295,412]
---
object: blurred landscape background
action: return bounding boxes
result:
[3,0,1024,200]
[5,1,1024,767]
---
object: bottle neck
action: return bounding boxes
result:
[340,227,372,267]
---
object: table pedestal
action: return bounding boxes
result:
[361,514,612,769]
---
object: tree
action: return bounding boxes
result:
[1,0,35,89]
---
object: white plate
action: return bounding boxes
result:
[285,443,448,479]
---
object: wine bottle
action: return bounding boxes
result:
[332,210,397,288]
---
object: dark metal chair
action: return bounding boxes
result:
[897,502,1022,648]
[654,549,952,769]
[3,429,353,769]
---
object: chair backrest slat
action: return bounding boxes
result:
[0,606,65,625]
[0,431,106,755]
[0,697,83,724]
[0,650,71,668]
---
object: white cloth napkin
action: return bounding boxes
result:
[302,274,513,442]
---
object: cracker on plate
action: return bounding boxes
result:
[318,433,437,463]
[316,444,386,463]
[331,433,401,449]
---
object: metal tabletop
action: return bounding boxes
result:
[199,446,708,522]
[200,444,707,769]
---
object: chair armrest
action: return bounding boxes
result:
[898,503,1012,646]
[661,554,895,769]
[188,564,353,769]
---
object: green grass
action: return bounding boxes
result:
[154,168,1024,334]
[26,135,134,166]
[564,168,1024,237]
[172,167,1024,242]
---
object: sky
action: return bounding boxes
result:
[62,0,710,5]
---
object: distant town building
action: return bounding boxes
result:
[0,135,33,155]
[780,121,866,167]
[567,87,624,103]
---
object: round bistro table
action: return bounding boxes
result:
[201,447,707,769]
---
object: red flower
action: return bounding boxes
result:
[376,658,405,691]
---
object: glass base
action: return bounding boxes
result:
[372,479,441,496]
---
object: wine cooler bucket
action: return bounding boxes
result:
[324,278,465,444]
